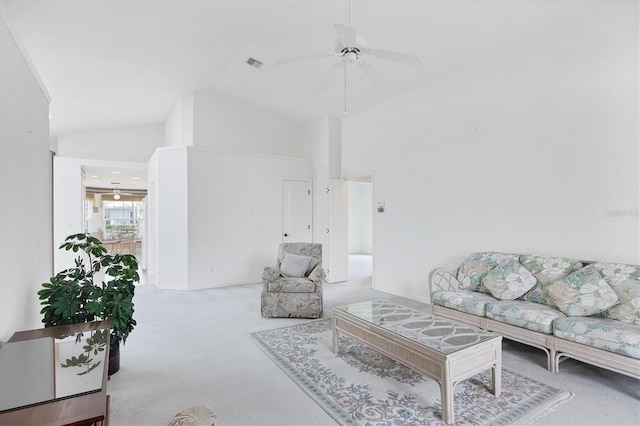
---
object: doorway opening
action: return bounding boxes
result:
[347,175,373,285]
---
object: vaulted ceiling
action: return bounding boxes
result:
[2,0,595,136]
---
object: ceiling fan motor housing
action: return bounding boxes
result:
[341,47,360,62]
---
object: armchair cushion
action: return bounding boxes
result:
[267,277,316,293]
[280,252,312,278]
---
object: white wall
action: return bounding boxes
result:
[149,147,311,289]
[187,148,311,289]
[150,88,311,289]
[192,89,304,157]
[0,13,52,341]
[149,148,189,290]
[341,3,639,303]
[57,123,164,162]
[305,118,330,261]
[164,92,194,147]
[304,117,341,263]
[52,157,84,270]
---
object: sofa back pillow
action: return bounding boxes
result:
[483,258,538,300]
[457,252,519,292]
[547,265,619,317]
[591,262,640,325]
[520,255,583,307]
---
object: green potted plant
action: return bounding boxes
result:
[38,233,139,375]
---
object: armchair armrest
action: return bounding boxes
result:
[428,268,460,295]
[308,263,325,283]
[262,265,281,283]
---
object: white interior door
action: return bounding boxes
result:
[327,179,348,283]
[282,180,312,242]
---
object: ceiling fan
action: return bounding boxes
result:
[86,186,140,200]
[110,189,134,200]
[276,4,423,114]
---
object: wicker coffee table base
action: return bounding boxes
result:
[333,308,502,424]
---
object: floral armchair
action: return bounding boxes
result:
[261,243,324,318]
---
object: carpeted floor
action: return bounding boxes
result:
[250,318,572,425]
[108,256,639,425]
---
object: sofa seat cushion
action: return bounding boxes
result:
[267,278,315,293]
[553,316,640,359]
[486,300,565,334]
[457,252,520,293]
[432,290,496,316]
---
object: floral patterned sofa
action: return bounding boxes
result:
[429,252,640,379]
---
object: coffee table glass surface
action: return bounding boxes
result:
[335,300,497,354]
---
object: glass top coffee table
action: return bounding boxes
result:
[333,300,502,424]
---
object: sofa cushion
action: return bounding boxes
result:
[483,259,538,300]
[267,277,315,293]
[591,262,640,325]
[486,300,565,334]
[432,290,495,317]
[280,252,312,278]
[520,255,583,307]
[457,252,519,292]
[553,316,640,359]
[547,266,619,317]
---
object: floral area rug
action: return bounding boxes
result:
[250,318,571,425]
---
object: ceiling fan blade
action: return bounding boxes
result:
[334,24,357,47]
[313,61,345,95]
[276,53,339,66]
[359,62,390,92]
[365,48,424,67]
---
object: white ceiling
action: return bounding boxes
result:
[1,0,590,137]
[82,165,146,190]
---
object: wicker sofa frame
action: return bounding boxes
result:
[429,267,640,380]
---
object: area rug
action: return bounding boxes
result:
[250,318,572,425]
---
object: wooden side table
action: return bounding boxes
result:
[0,321,111,426]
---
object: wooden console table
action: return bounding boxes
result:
[0,321,111,426]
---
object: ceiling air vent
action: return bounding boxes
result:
[246,57,263,69]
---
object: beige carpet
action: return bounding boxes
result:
[107,256,639,425]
